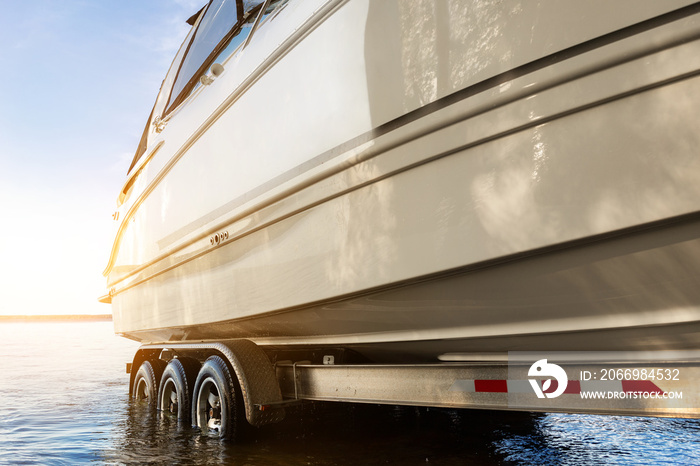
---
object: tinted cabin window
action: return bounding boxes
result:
[165,0,239,114]
[207,0,289,69]
[261,0,290,22]
[162,0,292,118]
[205,10,257,69]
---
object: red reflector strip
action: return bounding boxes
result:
[451,379,664,394]
[621,380,664,394]
[474,379,508,393]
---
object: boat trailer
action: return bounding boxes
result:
[127,340,700,441]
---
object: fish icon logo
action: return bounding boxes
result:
[528,359,568,398]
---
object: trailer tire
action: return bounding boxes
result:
[132,359,166,405]
[192,355,246,442]
[157,357,200,422]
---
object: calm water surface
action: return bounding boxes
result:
[0,322,698,465]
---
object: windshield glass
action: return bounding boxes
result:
[165,0,239,113]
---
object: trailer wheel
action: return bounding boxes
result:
[192,355,245,442]
[157,357,200,422]
[132,359,166,405]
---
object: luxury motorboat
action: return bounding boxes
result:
[104,0,700,364]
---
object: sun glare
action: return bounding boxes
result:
[0,196,113,318]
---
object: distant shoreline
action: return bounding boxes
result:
[0,314,113,323]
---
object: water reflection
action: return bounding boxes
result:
[496,414,700,465]
[105,400,700,465]
[106,402,230,465]
[107,401,545,465]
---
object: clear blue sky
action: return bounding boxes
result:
[0,1,202,314]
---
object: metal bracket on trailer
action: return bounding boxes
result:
[254,399,305,411]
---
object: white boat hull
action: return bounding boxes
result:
[116,213,700,361]
[106,0,700,362]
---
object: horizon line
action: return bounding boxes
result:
[0,314,113,322]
